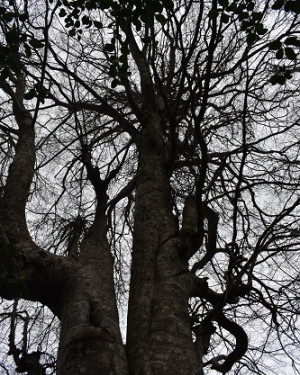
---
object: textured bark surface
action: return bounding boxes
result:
[56,262,128,375]
[126,115,202,374]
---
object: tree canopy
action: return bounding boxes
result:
[0,0,300,374]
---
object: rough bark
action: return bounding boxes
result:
[56,186,128,375]
[56,259,127,375]
[127,112,202,374]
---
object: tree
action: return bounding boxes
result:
[0,0,300,374]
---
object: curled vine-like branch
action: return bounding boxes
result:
[209,311,248,373]
[191,275,248,373]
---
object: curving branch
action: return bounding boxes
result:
[0,72,35,244]
[0,71,74,314]
[210,312,248,373]
[191,275,248,373]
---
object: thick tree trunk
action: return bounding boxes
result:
[55,180,128,374]
[56,262,128,375]
[127,113,202,374]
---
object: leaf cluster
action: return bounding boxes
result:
[209,0,268,45]
[57,0,173,85]
[272,0,300,13]
[0,7,44,80]
[269,36,300,84]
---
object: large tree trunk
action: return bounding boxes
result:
[55,160,129,374]
[56,261,128,375]
[127,113,202,374]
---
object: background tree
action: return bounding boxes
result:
[0,0,300,374]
